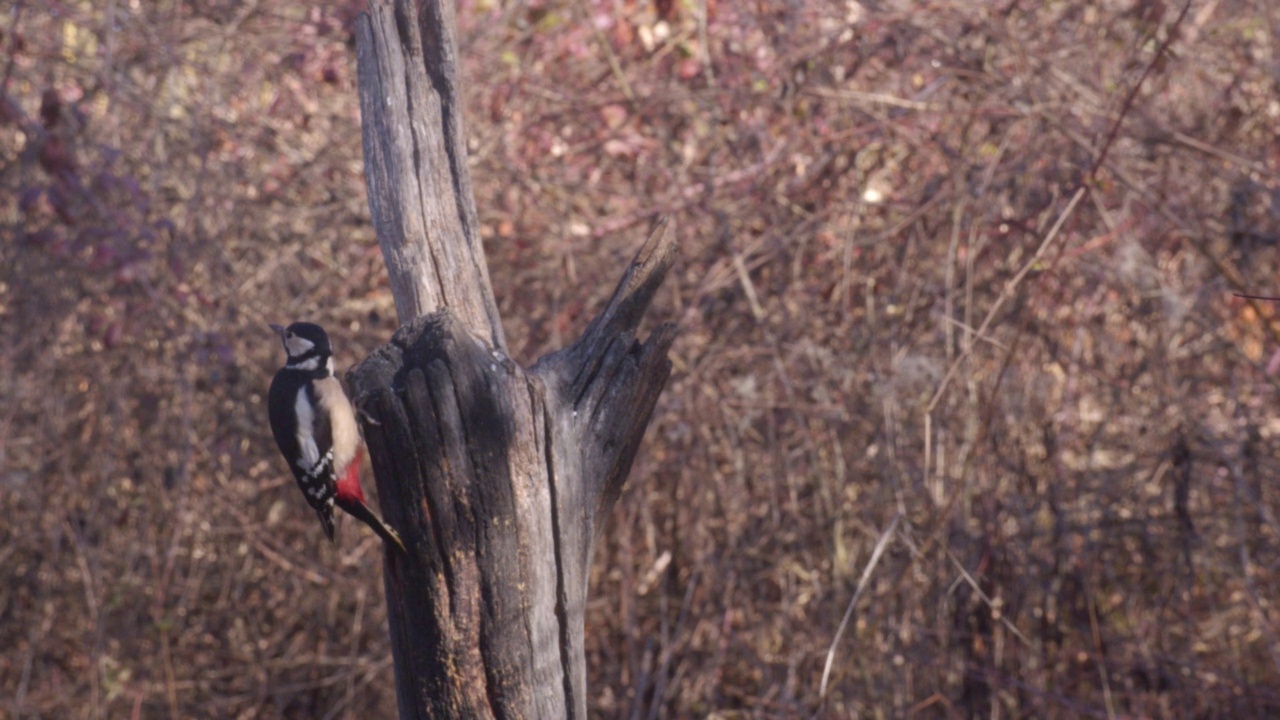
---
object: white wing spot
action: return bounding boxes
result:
[294,387,321,470]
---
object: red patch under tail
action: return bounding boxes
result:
[335,446,367,505]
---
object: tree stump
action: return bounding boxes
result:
[347,1,678,717]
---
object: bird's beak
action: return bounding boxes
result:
[269,323,286,340]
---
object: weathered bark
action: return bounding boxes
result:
[355,0,503,349]
[349,1,677,718]
[350,224,675,719]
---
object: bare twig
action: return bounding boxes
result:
[926,186,1086,415]
[818,513,900,700]
[1088,0,1195,180]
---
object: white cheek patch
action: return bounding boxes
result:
[293,388,321,470]
[285,335,315,357]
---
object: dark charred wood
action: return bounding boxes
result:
[349,230,675,719]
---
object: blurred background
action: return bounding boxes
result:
[4,0,1280,717]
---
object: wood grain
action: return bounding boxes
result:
[351,1,676,716]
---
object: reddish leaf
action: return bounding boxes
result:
[103,321,124,349]
[39,137,78,178]
[40,88,61,128]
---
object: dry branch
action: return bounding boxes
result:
[355,0,504,349]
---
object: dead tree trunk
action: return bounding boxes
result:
[347,2,677,718]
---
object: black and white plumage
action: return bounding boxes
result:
[267,321,405,552]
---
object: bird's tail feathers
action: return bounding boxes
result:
[315,503,336,542]
[339,498,407,554]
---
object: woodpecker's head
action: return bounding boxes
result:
[271,322,334,373]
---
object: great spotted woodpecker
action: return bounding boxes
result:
[267,322,405,553]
